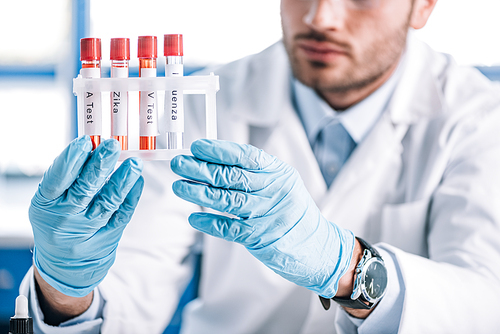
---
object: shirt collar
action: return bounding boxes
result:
[293,57,404,145]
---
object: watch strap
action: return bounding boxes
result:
[355,237,381,258]
[319,295,371,310]
[329,295,371,309]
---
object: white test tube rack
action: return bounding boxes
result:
[73,73,219,161]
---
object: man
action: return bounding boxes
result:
[21,0,500,332]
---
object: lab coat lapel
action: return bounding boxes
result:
[388,30,446,125]
[319,114,408,238]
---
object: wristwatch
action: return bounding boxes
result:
[320,237,388,310]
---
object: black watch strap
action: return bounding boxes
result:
[320,295,371,310]
[356,237,381,258]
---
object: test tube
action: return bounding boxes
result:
[110,38,130,150]
[164,34,184,150]
[80,38,102,150]
[138,36,158,150]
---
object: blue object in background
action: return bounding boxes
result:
[0,248,33,319]
[477,66,500,82]
[0,250,201,333]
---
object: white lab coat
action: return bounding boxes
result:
[24,32,500,333]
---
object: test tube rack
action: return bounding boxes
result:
[73,73,219,160]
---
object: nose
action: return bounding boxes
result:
[303,0,347,32]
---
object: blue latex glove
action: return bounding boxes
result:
[29,136,144,297]
[171,139,355,298]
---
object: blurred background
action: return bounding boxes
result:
[1,0,499,328]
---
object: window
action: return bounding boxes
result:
[0,0,73,175]
[416,0,500,66]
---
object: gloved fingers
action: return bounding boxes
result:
[38,136,93,201]
[33,176,144,298]
[66,139,121,209]
[171,155,269,192]
[108,175,144,227]
[86,158,144,220]
[190,139,277,170]
[89,175,144,246]
[172,179,269,218]
[188,212,256,246]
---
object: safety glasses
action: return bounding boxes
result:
[295,0,382,11]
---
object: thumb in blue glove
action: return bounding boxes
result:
[171,139,355,298]
[29,136,144,297]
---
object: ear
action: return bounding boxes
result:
[410,0,438,30]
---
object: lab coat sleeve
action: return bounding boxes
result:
[20,266,103,334]
[393,105,500,333]
[385,105,500,332]
[338,80,500,332]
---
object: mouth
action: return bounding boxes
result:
[296,39,348,63]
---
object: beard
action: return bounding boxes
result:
[282,16,411,94]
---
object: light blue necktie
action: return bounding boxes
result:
[313,120,356,187]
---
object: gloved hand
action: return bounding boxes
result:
[171,139,355,298]
[29,136,144,297]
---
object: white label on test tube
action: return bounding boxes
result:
[111,67,128,136]
[166,64,184,133]
[139,68,158,136]
[80,68,101,136]
[165,61,184,149]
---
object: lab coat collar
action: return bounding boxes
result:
[387,30,446,124]
[319,111,408,238]
[292,56,403,145]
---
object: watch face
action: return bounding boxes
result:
[361,258,388,302]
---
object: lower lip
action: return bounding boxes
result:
[299,45,346,63]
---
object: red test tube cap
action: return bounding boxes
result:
[138,36,157,58]
[164,34,183,56]
[110,38,130,60]
[80,38,101,61]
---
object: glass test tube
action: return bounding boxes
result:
[110,38,130,150]
[164,34,184,150]
[138,36,158,150]
[80,38,102,150]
